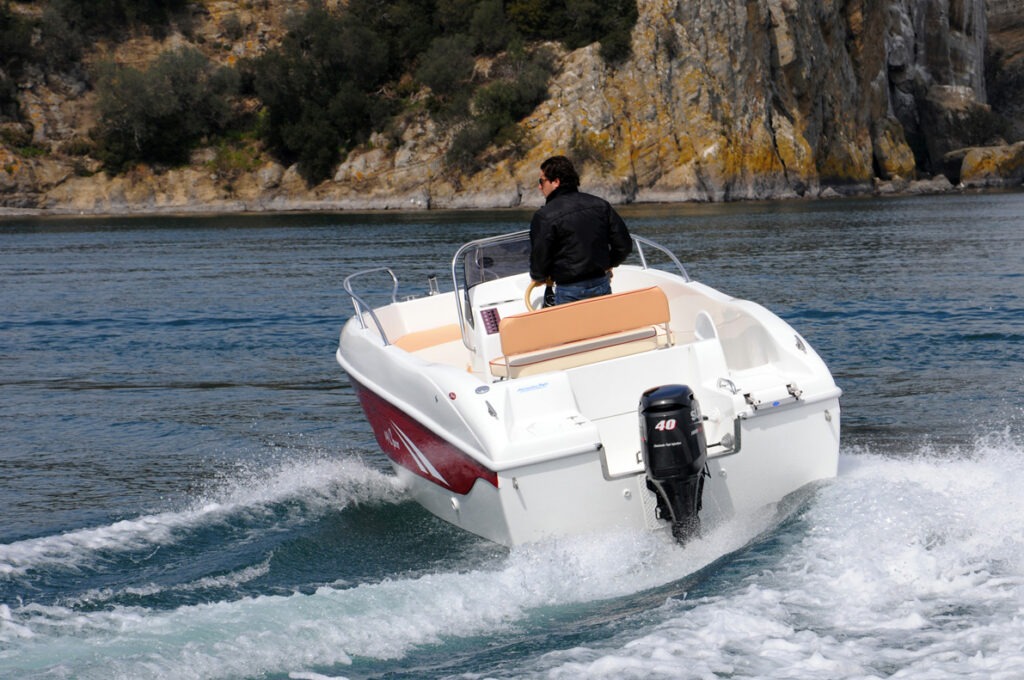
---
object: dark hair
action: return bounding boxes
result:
[540,155,580,190]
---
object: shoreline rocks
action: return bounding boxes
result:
[2,0,1022,217]
[3,149,1020,219]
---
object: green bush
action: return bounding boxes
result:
[445,120,493,173]
[445,44,553,171]
[569,129,613,170]
[36,7,87,72]
[0,123,31,147]
[59,137,96,156]
[0,3,34,70]
[345,0,436,74]
[435,0,477,35]
[92,47,239,170]
[0,74,18,121]
[506,0,636,62]
[221,13,244,42]
[505,0,550,40]
[49,0,189,34]
[468,0,515,54]
[246,4,393,185]
[416,35,475,96]
[1,2,34,118]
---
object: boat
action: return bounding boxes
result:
[336,230,841,547]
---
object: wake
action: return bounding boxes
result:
[3,433,1023,679]
[0,454,403,578]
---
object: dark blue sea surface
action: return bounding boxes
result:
[0,193,1022,679]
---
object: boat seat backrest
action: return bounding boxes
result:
[492,286,672,378]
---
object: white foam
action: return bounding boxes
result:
[0,503,778,679]
[65,559,274,607]
[524,433,1024,678]
[4,435,1024,679]
[0,455,402,578]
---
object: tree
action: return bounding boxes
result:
[0,2,33,120]
[416,35,475,96]
[247,5,391,184]
[92,48,239,170]
[469,0,515,54]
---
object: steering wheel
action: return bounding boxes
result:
[524,280,543,311]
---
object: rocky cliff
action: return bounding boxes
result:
[2,0,1022,215]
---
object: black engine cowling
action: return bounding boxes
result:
[639,384,708,544]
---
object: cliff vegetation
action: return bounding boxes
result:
[1,0,1022,214]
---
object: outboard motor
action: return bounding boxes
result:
[639,385,708,544]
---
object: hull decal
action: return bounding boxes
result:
[388,419,449,486]
[350,378,499,493]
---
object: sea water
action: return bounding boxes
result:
[0,192,1021,679]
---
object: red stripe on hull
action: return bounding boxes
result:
[350,378,499,494]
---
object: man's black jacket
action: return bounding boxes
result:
[529,186,632,284]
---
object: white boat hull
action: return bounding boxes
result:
[337,233,841,546]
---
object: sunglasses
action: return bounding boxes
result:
[538,177,551,186]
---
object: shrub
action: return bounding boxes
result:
[505,0,551,40]
[468,0,515,54]
[221,13,245,42]
[0,123,31,147]
[478,42,553,124]
[435,0,476,35]
[208,135,262,178]
[0,3,34,71]
[92,48,240,170]
[35,7,87,72]
[48,0,190,34]
[59,137,96,156]
[416,35,475,96]
[445,43,553,172]
[1,2,34,118]
[345,0,436,73]
[506,0,636,62]
[569,130,613,170]
[445,120,493,173]
[246,5,392,185]
[0,75,18,122]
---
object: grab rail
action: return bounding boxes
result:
[342,267,399,345]
[631,234,691,281]
[449,231,691,351]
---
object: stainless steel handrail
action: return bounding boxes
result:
[342,267,399,345]
[631,234,691,281]
[448,230,691,350]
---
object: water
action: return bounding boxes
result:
[0,193,1021,679]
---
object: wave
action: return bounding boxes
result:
[2,434,1023,679]
[0,455,403,579]
[0,509,776,679]
[519,431,1024,679]
[61,559,275,608]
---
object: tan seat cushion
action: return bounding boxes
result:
[490,326,669,378]
[393,324,462,352]
[492,286,671,378]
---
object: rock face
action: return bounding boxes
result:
[957,140,1024,186]
[887,0,988,169]
[1,0,1022,214]
[987,0,1024,141]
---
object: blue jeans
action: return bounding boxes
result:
[555,275,611,305]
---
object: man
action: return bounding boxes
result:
[529,155,633,305]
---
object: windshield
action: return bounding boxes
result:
[461,232,532,289]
